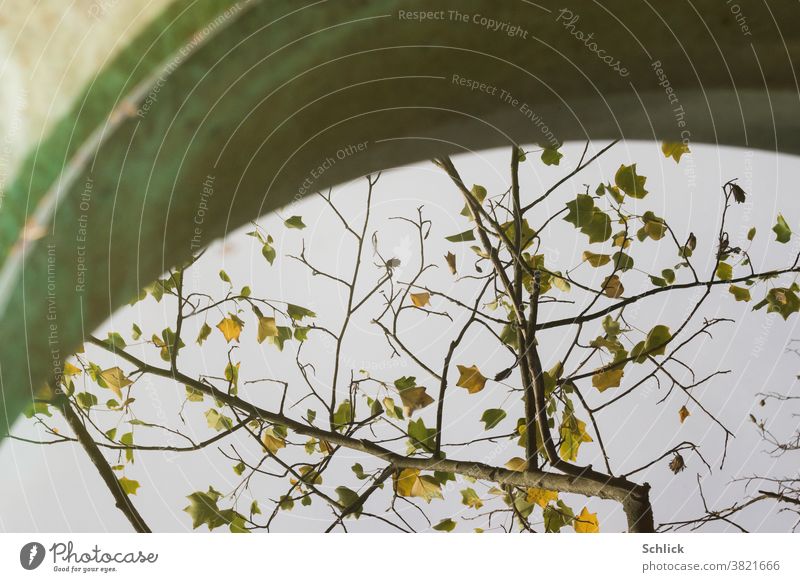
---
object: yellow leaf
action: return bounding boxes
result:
[679,405,691,424]
[504,457,527,472]
[394,468,442,502]
[456,364,487,394]
[445,252,457,275]
[602,275,624,298]
[526,487,558,508]
[99,367,132,400]
[257,316,278,343]
[399,386,434,417]
[410,292,430,307]
[582,251,611,268]
[661,141,690,163]
[574,507,600,533]
[592,368,624,392]
[559,416,593,462]
[217,316,243,343]
[261,428,286,455]
[318,440,333,455]
[63,362,82,377]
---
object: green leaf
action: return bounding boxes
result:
[582,251,611,267]
[24,401,52,418]
[131,323,142,341]
[433,518,457,532]
[332,400,353,431]
[120,432,134,463]
[614,163,648,199]
[592,368,624,392]
[541,147,563,166]
[661,141,690,163]
[612,251,635,272]
[225,361,240,395]
[559,406,592,462]
[119,477,140,495]
[461,488,483,509]
[267,326,293,351]
[445,228,476,243]
[460,185,488,218]
[480,408,507,430]
[284,215,306,229]
[351,463,369,479]
[256,316,278,343]
[564,194,612,243]
[76,392,98,409]
[105,332,127,351]
[196,322,212,345]
[383,397,404,420]
[729,285,751,302]
[434,471,456,485]
[716,262,733,281]
[631,325,672,363]
[335,486,362,518]
[287,304,316,321]
[544,500,575,532]
[184,488,225,530]
[638,211,667,241]
[753,286,800,320]
[219,270,231,284]
[261,242,276,265]
[773,214,792,243]
[205,409,233,432]
[407,418,436,453]
[185,385,204,402]
[747,227,756,241]
[501,218,536,250]
[602,315,622,338]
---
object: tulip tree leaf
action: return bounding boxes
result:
[773,214,792,243]
[480,408,507,430]
[564,194,612,243]
[615,163,648,199]
[661,141,690,163]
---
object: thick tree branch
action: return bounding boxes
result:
[87,336,654,532]
[55,395,151,533]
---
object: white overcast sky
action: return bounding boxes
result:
[1,142,799,533]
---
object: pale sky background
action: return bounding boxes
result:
[1,142,799,533]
